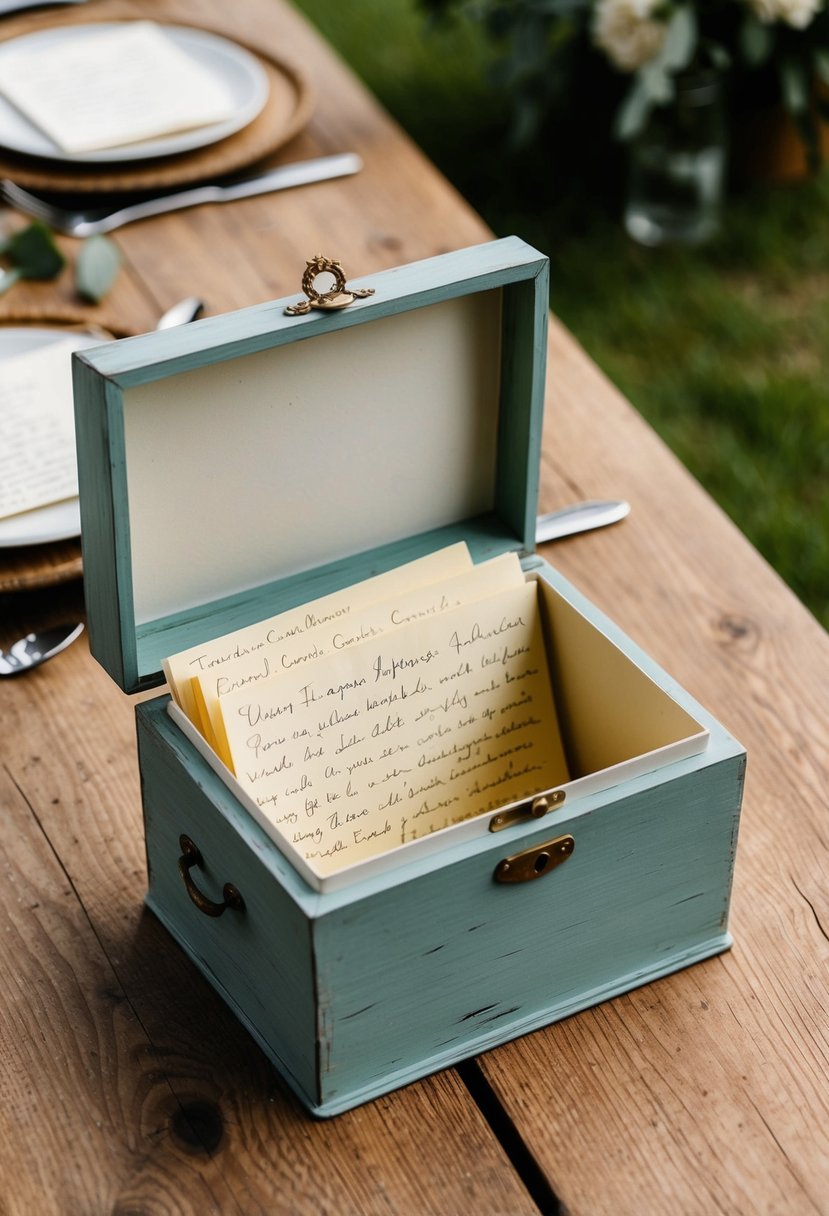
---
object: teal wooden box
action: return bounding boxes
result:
[74,238,745,1117]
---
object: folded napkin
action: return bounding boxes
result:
[0,21,237,153]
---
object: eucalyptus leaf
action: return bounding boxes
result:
[780,56,810,115]
[661,5,698,72]
[0,267,22,296]
[739,15,773,67]
[615,78,653,141]
[511,95,541,144]
[707,42,731,71]
[640,61,674,105]
[0,221,65,280]
[75,234,121,303]
[814,48,829,88]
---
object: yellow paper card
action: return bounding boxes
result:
[220,581,570,875]
[163,543,472,725]
[201,552,524,769]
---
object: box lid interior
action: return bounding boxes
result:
[74,237,549,693]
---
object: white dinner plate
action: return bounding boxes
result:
[0,327,102,547]
[0,24,270,163]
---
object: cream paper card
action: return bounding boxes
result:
[219,580,570,874]
[196,552,524,767]
[163,543,472,726]
[0,339,83,521]
[0,22,238,154]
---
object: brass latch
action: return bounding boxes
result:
[489,790,565,832]
[493,834,575,884]
[285,255,375,315]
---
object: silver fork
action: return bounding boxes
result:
[0,153,363,237]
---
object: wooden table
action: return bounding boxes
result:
[1,2,827,1212]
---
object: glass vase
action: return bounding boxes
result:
[625,71,727,247]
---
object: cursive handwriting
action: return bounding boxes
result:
[219,579,570,877]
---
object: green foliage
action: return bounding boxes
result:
[75,235,120,303]
[297,0,829,628]
[419,0,829,159]
[545,189,829,627]
[0,220,120,301]
[0,221,65,294]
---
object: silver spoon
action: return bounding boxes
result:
[0,622,84,676]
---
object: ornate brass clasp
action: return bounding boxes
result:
[285,255,375,315]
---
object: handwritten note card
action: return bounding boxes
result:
[163,543,472,728]
[196,552,524,768]
[218,580,570,875]
[0,339,82,521]
[0,22,238,153]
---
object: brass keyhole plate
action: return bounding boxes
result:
[493,834,575,883]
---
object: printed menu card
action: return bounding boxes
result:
[0,339,82,521]
[165,544,570,874]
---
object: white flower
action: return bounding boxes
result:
[593,0,669,72]
[745,0,822,27]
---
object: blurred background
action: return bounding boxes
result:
[295,0,829,630]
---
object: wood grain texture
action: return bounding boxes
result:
[136,682,741,1116]
[473,320,829,1215]
[0,0,535,1210]
[0,611,537,1215]
[0,0,826,1209]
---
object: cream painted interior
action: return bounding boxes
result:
[169,570,708,891]
[533,575,704,777]
[123,290,503,624]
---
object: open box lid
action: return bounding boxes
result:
[73,237,549,694]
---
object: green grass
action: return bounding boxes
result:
[295,0,829,628]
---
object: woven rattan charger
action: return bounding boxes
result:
[0,0,314,193]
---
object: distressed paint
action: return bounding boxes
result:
[139,704,321,1103]
[78,236,746,1117]
[135,552,745,1117]
[73,237,549,694]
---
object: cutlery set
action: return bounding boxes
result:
[0,152,365,236]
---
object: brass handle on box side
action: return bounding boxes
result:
[178,834,245,917]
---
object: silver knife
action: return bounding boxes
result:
[536,499,631,544]
[12,153,364,237]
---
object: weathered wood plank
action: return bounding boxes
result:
[472,319,829,1215]
[1,0,827,1209]
[0,606,539,1214]
[0,0,540,1208]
